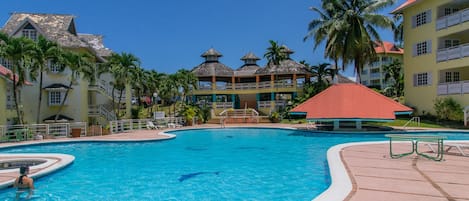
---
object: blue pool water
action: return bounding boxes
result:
[0,128,468,201]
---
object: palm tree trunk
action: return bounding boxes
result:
[11,66,23,125]
[117,89,123,119]
[112,87,116,118]
[54,81,73,121]
[36,70,44,123]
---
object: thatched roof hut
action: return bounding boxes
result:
[191,48,234,77]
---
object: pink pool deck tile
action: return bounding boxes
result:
[342,143,469,201]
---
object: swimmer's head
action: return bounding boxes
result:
[19,166,29,175]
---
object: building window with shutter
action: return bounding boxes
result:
[412,10,431,28]
[414,72,431,86]
[414,40,431,56]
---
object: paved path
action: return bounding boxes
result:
[342,143,469,201]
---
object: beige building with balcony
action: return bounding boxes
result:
[1,13,127,125]
[392,0,469,119]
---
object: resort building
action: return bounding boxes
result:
[190,47,311,115]
[0,13,126,125]
[392,0,469,115]
[360,41,403,90]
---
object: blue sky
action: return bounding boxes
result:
[1,0,405,78]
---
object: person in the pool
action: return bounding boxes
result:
[14,166,34,200]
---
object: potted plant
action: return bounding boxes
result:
[269,112,281,123]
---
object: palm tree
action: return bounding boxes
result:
[29,35,62,123]
[146,70,166,110]
[263,40,287,66]
[383,60,404,97]
[0,33,35,124]
[107,52,140,119]
[305,0,395,82]
[53,50,94,121]
[392,14,404,47]
[174,69,198,103]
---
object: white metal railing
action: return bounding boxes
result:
[257,101,271,108]
[0,122,88,141]
[403,117,421,129]
[437,81,469,95]
[234,82,257,90]
[437,43,469,62]
[90,79,126,101]
[89,104,116,121]
[109,119,150,134]
[436,8,469,30]
[215,102,233,109]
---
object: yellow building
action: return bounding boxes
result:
[393,0,469,115]
[360,41,403,90]
[0,65,23,125]
[190,47,311,115]
[1,13,124,125]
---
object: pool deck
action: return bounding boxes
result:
[0,124,469,200]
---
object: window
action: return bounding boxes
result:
[445,72,460,82]
[412,10,432,28]
[48,60,63,73]
[444,39,459,48]
[22,29,37,41]
[413,72,432,86]
[48,91,63,106]
[0,58,12,69]
[413,40,432,56]
[444,8,459,16]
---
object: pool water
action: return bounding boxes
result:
[0,128,468,201]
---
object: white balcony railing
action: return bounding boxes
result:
[89,79,126,100]
[257,101,271,108]
[436,8,469,30]
[437,43,469,62]
[437,81,469,95]
[215,102,233,109]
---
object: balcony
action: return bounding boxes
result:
[437,81,469,95]
[196,81,298,91]
[436,8,469,30]
[436,43,469,62]
[370,73,381,79]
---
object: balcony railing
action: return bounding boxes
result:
[197,81,298,91]
[215,102,233,109]
[436,8,469,30]
[257,100,286,108]
[89,79,126,100]
[89,104,116,121]
[370,73,381,79]
[436,43,469,62]
[437,81,469,95]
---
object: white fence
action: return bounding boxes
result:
[109,117,186,134]
[0,122,88,142]
[437,81,469,95]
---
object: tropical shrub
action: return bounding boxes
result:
[433,97,463,121]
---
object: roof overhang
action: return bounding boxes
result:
[391,0,422,14]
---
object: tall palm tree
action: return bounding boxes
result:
[29,35,62,123]
[107,52,140,119]
[309,62,338,86]
[263,40,287,66]
[174,69,198,103]
[146,70,166,109]
[383,60,404,97]
[0,33,34,124]
[305,0,395,82]
[53,51,94,121]
[392,14,404,47]
[130,66,146,106]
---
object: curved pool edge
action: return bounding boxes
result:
[0,153,75,189]
[312,141,388,201]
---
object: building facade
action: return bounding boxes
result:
[0,13,127,125]
[190,48,311,115]
[393,0,469,115]
[360,41,403,90]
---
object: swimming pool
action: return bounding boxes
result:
[0,128,468,200]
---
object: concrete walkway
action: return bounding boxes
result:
[342,143,469,201]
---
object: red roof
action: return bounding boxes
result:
[0,64,32,85]
[290,83,413,120]
[375,41,403,54]
[391,0,419,14]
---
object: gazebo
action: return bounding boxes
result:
[290,83,413,130]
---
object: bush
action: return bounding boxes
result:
[433,97,463,121]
